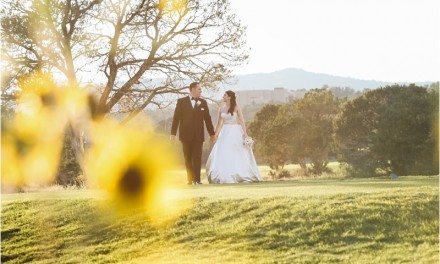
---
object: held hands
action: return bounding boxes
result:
[171,134,217,143]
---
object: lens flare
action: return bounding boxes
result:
[158,0,188,13]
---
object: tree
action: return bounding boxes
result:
[248,104,286,176]
[2,0,248,182]
[2,0,247,114]
[272,102,306,173]
[283,89,340,175]
[327,86,363,99]
[249,90,340,177]
[335,84,438,176]
[334,94,380,176]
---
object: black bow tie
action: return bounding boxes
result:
[191,97,198,101]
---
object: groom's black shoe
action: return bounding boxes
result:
[194,181,203,185]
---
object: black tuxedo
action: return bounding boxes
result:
[171,96,215,183]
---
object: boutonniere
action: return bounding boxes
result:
[196,101,202,107]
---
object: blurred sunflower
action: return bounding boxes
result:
[85,118,187,221]
[15,71,68,137]
[1,113,65,188]
[2,71,67,188]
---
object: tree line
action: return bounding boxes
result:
[248,83,439,177]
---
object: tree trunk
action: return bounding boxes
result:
[299,158,308,175]
[66,122,86,180]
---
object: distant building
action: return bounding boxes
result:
[235,87,304,106]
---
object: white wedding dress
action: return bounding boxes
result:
[206,111,261,183]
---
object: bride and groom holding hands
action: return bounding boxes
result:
[170,82,261,184]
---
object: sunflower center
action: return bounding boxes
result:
[119,166,144,196]
[15,138,31,156]
[40,93,57,107]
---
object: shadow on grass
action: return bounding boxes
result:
[197,176,438,190]
[1,186,438,263]
[164,192,438,257]
[1,228,20,263]
[1,228,20,240]
[241,194,438,253]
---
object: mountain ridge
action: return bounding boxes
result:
[221,68,433,91]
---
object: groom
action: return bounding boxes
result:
[170,82,215,185]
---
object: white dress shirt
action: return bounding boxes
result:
[189,95,196,108]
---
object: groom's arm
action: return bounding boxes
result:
[171,99,181,136]
[203,101,215,136]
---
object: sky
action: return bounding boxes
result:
[229,0,439,82]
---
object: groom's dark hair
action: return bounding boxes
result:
[189,82,199,91]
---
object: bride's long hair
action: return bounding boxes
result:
[225,90,237,116]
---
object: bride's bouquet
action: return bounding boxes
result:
[243,136,254,149]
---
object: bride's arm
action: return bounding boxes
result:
[214,107,224,136]
[236,104,248,137]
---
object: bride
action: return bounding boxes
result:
[206,90,261,183]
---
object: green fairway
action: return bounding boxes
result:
[2,176,438,263]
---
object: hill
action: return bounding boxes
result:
[2,176,438,263]
[222,68,433,91]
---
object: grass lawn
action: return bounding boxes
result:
[1,175,438,263]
